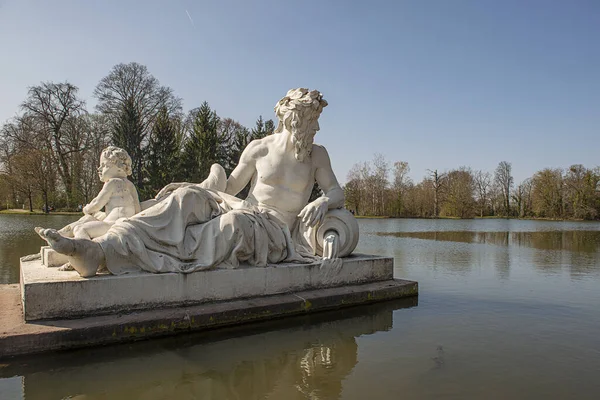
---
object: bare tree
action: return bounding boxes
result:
[531,168,563,218]
[372,153,389,216]
[474,170,491,217]
[392,161,412,216]
[345,163,364,215]
[512,179,533,218]
[1,116,58,211]
[442,167,475,218]
[359,161,375,215]
[94,62,181,190]
[80,114,111,203]
[0,126,17,207]
[521,178,533,217]
[406,178,435,218]
[563,164,599,219]
[20,82,87,199]
[427,169,447,218]
[494,161,513,217]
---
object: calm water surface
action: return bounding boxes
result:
[0,215,79,284]
[1,217,600,399]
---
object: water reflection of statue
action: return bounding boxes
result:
[16,300,415,400]
[290,340,358,399]
[35,89,358,277]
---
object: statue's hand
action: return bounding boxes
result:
[298,197,328,228]
[82,204,92,215]
[155,182,191,200]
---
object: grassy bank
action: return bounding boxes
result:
[0,209,81,216]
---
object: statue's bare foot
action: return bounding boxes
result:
[58,262,75,271]
[35,227,104,278]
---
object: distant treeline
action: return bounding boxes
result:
[0,62,274,211]
[345,155,600,220]
[2,62,599,220]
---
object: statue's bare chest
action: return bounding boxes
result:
[256,150,314,191]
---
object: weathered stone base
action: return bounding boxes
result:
[40,246,69,267]
[0,279,418,358]
[21,254,395,321]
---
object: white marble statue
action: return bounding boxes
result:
[56,146,141,240]
[35,88,358,278]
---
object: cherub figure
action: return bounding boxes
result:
[57,146,141,240]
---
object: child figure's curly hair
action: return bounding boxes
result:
[101,146,133,176]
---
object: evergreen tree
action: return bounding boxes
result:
[220,118,250,175]
[250,116,269,140]
[112,98,144,187]
[145,107,182,198]
[264,118,275,136]
[230,125,253,199]
[180,102,220,183]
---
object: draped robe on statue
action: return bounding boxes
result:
[98,186,321,275]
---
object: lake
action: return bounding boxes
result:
[1,216,600,399]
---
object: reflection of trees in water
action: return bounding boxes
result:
[10,299,416,400]
[519,231,600,277]
[378,231,510,246]
[567,254,600,279]
[377,230,600,253]
[493,241,511,280]
[407,246,473,276]
[378,230,600,278]
[523,231,600,253]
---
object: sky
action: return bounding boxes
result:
[0,0,598,185]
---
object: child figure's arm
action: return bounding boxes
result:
[83,180,117,215]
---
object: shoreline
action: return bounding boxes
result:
[0,209,82,216]
[2,210,597,222]
[354,215,597,222]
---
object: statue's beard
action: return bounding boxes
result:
[291,130,314,162]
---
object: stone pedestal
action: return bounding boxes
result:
[4,254,418,357]
[1,279,418,358]
[21,254,400,321]
[40,246,69,268]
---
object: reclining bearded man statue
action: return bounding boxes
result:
[35,88,359,278]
